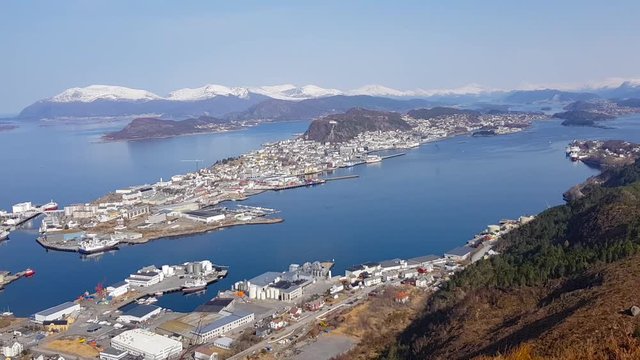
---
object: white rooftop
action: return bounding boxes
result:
[112,328,181,354]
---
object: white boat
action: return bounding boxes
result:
[182,278,207,293]
[0,230,9,241]
[365,154,382,163]
[78,237,119,254]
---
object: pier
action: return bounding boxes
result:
[324,175,360,181]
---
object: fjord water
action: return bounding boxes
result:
[2,117,640,316]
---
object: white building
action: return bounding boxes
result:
[213,337,234,350]
[34,301,80,323]
[111,329,182,360]
[12,202,33,214]
[363,276,382,287]
[192,311,255,343]
[117,304,161,323]
[1,342,23,357]
[126,268,164,287]
[107,281,129,298]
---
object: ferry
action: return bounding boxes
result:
[182,278,207,293]
[365,154,382,164]
[78,238,120,254]
[41,201,59,212]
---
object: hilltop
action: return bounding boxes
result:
[303,108,412,143]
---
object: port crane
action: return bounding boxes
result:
[181,159,204,173]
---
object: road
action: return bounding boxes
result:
[228,285,378,360]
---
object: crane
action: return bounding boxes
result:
[181,159,204,173]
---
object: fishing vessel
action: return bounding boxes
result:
[182,278,207,293]
[78,237,119,254]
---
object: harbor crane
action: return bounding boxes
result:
[181,159,204,173]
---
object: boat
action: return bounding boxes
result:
[78,237,120,254]
[182,278,207,293]
[0,230,8,241]
[41,201,59,212]
[365,154,382,163]
[569,151,580,161]
[24,268,35,277]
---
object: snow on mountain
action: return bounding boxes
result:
[249,84,342,100]
[167,84,249,101]
[347,84,411,97]
[50,85,162,103]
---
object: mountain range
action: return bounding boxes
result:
[15,80,640,121]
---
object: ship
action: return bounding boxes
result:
[365,154,382,163]
[41,201,59,212]
[24,268,35,277]
[78,237,120,254]
[182,278,207,293]
[0,230,8,241]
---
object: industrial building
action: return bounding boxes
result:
[192,310,255,343]
[111,329,183,360]
[117,304,161,323]
[107,281,130,298]
[33,301,80,324]
[444,245,474,261]
[182,209,226,223]
[126,267,165,287]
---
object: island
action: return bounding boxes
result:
[31,106,545,255]
[102,116,247,141]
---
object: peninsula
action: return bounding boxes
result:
[35,107,545,254]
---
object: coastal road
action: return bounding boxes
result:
[228,285,378,360]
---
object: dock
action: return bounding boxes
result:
[324,175,360,181]
[381,152,406,160]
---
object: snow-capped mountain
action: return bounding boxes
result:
[167,85,250,101]
[50,85,162,103]
[250,84,343,100]
[347,85,412,97]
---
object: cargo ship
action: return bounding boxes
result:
[182,278,207,293]
[78,237,120,254]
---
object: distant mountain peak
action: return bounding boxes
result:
[50,85,162,103]
[249,84,342,100]
[167,84,249,101]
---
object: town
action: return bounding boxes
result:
[1,111,543,259]
[0,215,534,360]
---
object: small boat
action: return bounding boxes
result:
[182,278,207,293]
[24,268,35,277]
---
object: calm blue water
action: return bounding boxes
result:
[2,116,640,316]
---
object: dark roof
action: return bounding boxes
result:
[445,245,474,257]
[121,304,160,319]
[101,347,128,356]
[43,320,68,325]
[109,280,128,288]
[196,297,234,313]
[36,301,78,317]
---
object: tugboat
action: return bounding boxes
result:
[182,278,207,293]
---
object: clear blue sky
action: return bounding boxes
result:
[1,0,639,113]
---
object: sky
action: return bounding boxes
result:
[1,0,640,113]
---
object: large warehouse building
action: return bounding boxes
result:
[33,301,80,324]
[111,329,182,360]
